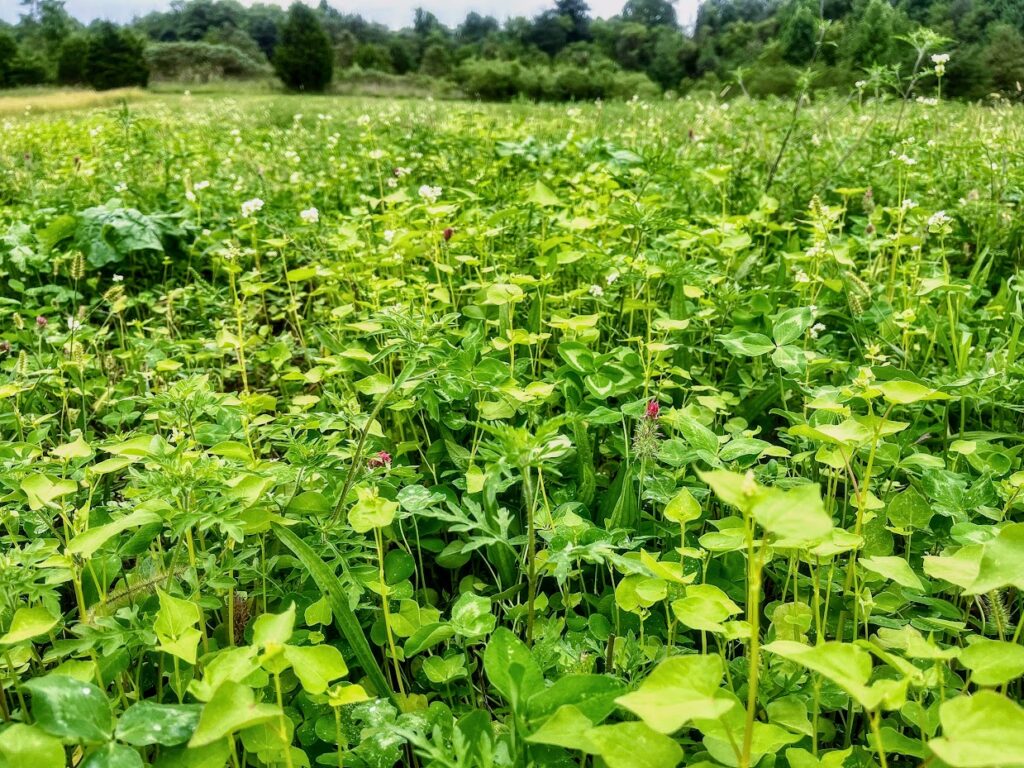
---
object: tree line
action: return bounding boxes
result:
[1,0,1022,100]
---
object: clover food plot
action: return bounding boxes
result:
[0,93,1023,768]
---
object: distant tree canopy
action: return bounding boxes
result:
[1,0,1022,99]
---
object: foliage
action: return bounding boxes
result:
[0,86,1023,767]
[84,22,149,91]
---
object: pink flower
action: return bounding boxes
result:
[368,451,392,470]
[442,227,454,241]
[645,400,661,420]
[35,316,47,328]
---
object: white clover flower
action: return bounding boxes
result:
[114,182,127,193]
[902,198,917,211]
[369,149,385,161]
[928,210,952,228]
[383,229,395,243]
[810,322,826,339]
[386,178,398,188]
[795,270,811,284]
[241,197,264,218]
[855,80,867,89]
[394,166,411,178]
[357,114,371,126]
[418,185,442,203]
[185,189,196,202]
[931,53,950,65]
[605,270,620,286]
[300,207,319,224]
[113,274,124,282]
[589,284,604,297]
[897,154,916,166]
[67,316,83,332]
[195,180,210,191]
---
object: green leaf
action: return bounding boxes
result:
[963,523,1024,596]
[718,331,775,357]
[929,691,1024,767]
[586,721,683,768]
[763,641,900,711]
[525,180,562,207]
[115,702,202,746]
[188,682,281,748]
[527,674,627,723]
[526,705,597,751]
[484,627,543,707]
[348,486,398,533]
[449,593,496,639]
[616,654,733,733]
[272,524,395,704]
[671,585,742,633]
[67,510,162,558]
[0,724,65,768]
[404,623,455,657]
[282,645,348,694]
[664,488,701,526]
[251,603,295,648]
[960,638,1024,687]
[875,380,950,405]
[0,605,58,645]
[80,743,144,768]
[860,556,925,591]
[21,474,77,511]
[772,307,814,346]
[24,675,113,744]
[154,589,201,665]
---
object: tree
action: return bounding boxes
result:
[622,0,679,28]
[57,33,88,84]
[273,2,333,91]
[0,30,17,87]
[85,22,149,90]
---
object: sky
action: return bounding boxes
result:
[1,0,701,30]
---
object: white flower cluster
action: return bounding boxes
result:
[418,185,442,203]
[241,197,264,218]
[300,207,319,224]
[932,53,949,77]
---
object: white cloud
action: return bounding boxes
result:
[2,0,699,29]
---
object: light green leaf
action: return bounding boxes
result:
[960,638,1024,687]
[67,510,161,558]
[154,589,201,665]
[616,654,733,733]
[282,644,348,694]
[585,721,683,768]
[860,555,925,591]
[348,486,398,533]
[929,691,1024,767]
[24,675,113,743]
[251,603,295,648]
[0,605,59,645]
[0,723,65,768]
[188,682,282,748]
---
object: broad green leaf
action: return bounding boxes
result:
[672,584,741,633]
[0,605,58,645]
[404,623,455,656]
[67,510,161,558]
[187,647,260,702]
[348,486,398,533]
[282,645,348,694]
[960,638,1024,687]
[21,474,78,511]
[449,593,496,639]
[484,627,543,706]
[860,555,925,591]
[718,331,775,357]
[963,523,1024,595]
[526,705,597,751]
[115,702,202,746]
[875,380,950,405]
[525,180,562,207]
[80,743,144,768]
[188,682,281,747]
[929,691,1024,767]
[24,675,113,743]
[0,723,65,768]
[252,603,296,648]
[616,654,733,733]
[773,307,814,346]
[585,721,683,768]
[154,589,201,665]
[664,487,701,526]
[763,641,879,710]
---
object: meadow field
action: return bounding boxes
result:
[1,91,1023,767]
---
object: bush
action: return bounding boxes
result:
[7,48,49,87]
[456,57,660,102]
[273,3,333,92]
[146,41,272,82]
[0,30,17,88]
[85,22,149,90]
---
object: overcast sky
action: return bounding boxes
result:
[1,0,700,30]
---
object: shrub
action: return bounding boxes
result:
[146,41,271,82]
[85,22,149,91]
[273,3,333,92]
